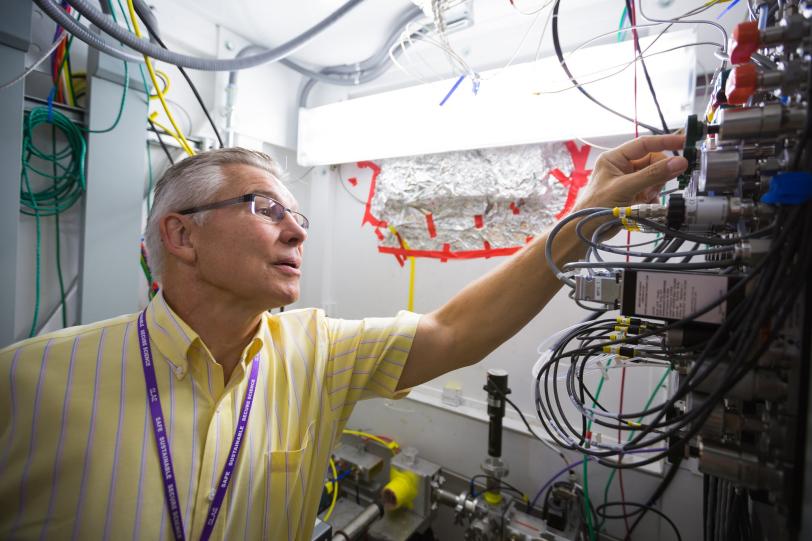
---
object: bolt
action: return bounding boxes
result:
[225,40,235,51]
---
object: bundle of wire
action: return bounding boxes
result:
[535,202,811,466]
[20,107,87,337]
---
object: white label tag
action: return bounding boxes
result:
[634,272,728,324]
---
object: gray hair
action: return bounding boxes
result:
[144,147,283,280]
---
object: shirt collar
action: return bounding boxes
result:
[145,291,266,378]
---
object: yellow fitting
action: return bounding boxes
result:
[614,325,628,332]
[620,217,641,231]
[483,490,503,506]
[617,316,631,325]
[382,467,419,510]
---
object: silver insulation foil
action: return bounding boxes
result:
[370,142,588,255]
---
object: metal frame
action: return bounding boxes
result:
[78,45,148,324]
[0,0,31,347]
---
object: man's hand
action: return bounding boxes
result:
[574,134,688,211]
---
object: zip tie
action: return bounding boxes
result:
[596,359,610,381]
[46,87,56,123]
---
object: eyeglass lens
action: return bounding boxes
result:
[254,196,308,229]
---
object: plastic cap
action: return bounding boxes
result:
[730,21,761,64]
[726,63,758,105]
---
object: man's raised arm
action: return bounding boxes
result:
[398,134,688,390]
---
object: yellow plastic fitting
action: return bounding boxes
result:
[382,467,419,510]
[483,490,503,505]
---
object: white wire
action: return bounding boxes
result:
[532,0,726,95]
[509,0,556,16]
[636,0,729,55]
[478,7,546,82]
[575,136,614,151]
[0,35,67,91]
[535,41,723,94]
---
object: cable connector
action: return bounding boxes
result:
[602,345,637,358]
[573,272,622,308]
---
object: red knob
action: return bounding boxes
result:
[730,21,761,64]
[726,63,758,105]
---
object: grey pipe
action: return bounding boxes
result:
[330,502,382,541]
[224,5,424,143]
[33,0,145,63]
[296,7,429,107]
[283,5,424,85]
[64,0,364,71]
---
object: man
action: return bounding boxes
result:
[0,135,687,540]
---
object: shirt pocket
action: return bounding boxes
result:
[269,421,315,473]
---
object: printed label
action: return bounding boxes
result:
[635,272,728,324]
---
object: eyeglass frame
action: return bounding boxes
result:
[177,193,310,229]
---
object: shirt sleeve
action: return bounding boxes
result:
[324,310,421,423]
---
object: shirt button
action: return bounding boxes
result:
[175,366,185,378]
[208,489,216,501]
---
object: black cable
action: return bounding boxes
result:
[597,501,682,541]
[468,474,527,502]
[550,0,665,135]
[148,117,175,165]
[133,11,225,148]
[624,0,671,136]
[625,452,683,538]
[537,207,807,461]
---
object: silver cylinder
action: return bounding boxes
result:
[699,150,747,192]
[331,503,383,541]
[699,442,783,491]
[717,104,805,141]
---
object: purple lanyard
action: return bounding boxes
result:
[137,311,260,541]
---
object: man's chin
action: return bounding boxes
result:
[266,289,300,310]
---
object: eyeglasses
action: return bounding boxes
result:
[178,193,309,229]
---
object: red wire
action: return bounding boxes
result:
[618,2,640,537]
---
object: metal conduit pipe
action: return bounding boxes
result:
[64,0,365,71]
[225,5,424,142]
[33,0,145,63]
[330,502,383,541]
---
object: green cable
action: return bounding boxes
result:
[617,5,628,42]
[20,107,87,336]
[54,16,129,134]
[52,124,67,328]
[80,60,129,134]
[582,357,613,541]
[112,0,159,298]
[146,140,154,213]
[598,367,672,531]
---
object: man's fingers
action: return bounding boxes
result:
[604,135,685,172]
[622,155,688,196]
[630,151,667,172]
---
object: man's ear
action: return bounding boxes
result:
[160,213,198,266]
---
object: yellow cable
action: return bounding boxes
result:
[61,62,75,106]
[323,457,339,522]
[387,225,416,312]
[126,0,194,156]
[149,114,189,154]
[148,70,171,100]
[342,429,400,454]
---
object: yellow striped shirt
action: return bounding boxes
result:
[0,292,419,540]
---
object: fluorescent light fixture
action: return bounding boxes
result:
[297,30,696,166]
